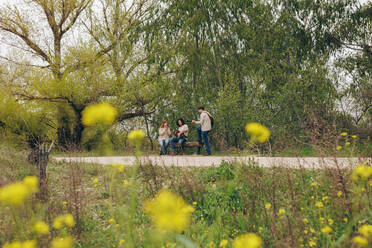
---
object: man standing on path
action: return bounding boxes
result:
[192,106,212,156]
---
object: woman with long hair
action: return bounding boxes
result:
[170,118,189,155]
[158,120,171,155]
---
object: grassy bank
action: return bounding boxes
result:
[0,146,371,248]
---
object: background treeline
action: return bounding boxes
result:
[0,0,371,153]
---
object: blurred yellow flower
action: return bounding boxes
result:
[0,177,39,206]
[303,218,309,224]
[322,196,328,201]
[315,201,323,208]
[352,165,372,181]
[144,190,194,233]
[192,201,197,205]
[341,132,348,136]
[343,217,348,223]
[22,240,37,248]
[22,176,39,193]
[311,182,318,187]
[33,221,49,235]
[109,218,115,224]
[128,130,146,146]
[63,201,67,205]
[328,218,334,225]
[310,228,315,233]
[119,239,125,245]
[219,239,228,247]
[321,226,332,234]
[51,236,74,248]
[352,236,368,247]
[359,224,372,238]
[123,180,132,187]
[345,141,351,146]
[308,241,316,247]
[82,103,117,127]
[337,191,342,197]
[245,122,270,143]
[278,208,285,215]
[264,203,271,209]
[319,217,325,223]
[53,214,75,229]
[93,178,99,184]
[352,135,357,139]
[304,230,308,234]
[112,163,124,172]
[233,233,262,248]
[336,145,342,151]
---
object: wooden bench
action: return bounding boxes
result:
[158,141,201,154]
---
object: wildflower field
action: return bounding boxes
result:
[1,144,371,248]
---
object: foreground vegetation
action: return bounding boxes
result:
[1,145,371,248]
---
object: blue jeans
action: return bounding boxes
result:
[170,136,187,153]
[197,126,211,155]
[159,139,169,155]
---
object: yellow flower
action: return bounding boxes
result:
[352,165,372,181]
[310,228,315,233]
[0,180,35,206]
[219,239,228,247]
[64,214,75,227]
[352,135,357,139]
[192,201,197,206]
[311,182,318,187]
[33,221,49,235]
[245,122,270,143]
[109,218,115,224]
[93,178,99,184]
[112,163,124,172]
[328,218,334,225]
[128,130,146,146]
[303,218,309,224]
[345,141,351,146]
[51,236,74,248]
[53,214,75,229]
[315,201,323,208]
[233,233,262,248]
[352,236,368,247]
[144,190,194,233]
[278,208,285,215]
[81,103,117,127]
[123,180,132,187]
[22,240,37,248]
[343,217,348,223]
[319,217,325,223]
[322,196,328,201]
[304,230,308,234]
[336,145,342,151]
[308,241,316,247]
[119,239,125,245]
[341,132,348,136]
[63,201,67,206]
[337,191,343,197]
[22,176,39,193]
[264,203,271,209]
[321,226,332,234]
[359,224,372,238]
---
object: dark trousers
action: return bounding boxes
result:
[197,126,211,155]
[170,137,187,153]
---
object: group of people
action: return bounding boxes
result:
[158,106,212,156]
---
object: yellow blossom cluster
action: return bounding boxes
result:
[352,164,372,182]
[51,236,74,248]
[232,233,262,248]
[81,103,118,127]
[111,163,125,172]
[53,214,75,229]
[0,176,38,206]
[144,190,194,233]
[33,221,50,235]
[128,130,146,146]
[2,240,37,248]
[245,122,270,143]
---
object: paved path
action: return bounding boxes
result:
[53,156,370,169]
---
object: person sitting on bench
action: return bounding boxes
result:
[158,120,171,155]
[170,118,189,155]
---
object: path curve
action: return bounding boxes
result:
[53,156,370,169]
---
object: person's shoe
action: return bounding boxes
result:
[170,152,176,156]
[203,154,211,156]
[179,152,184,155]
